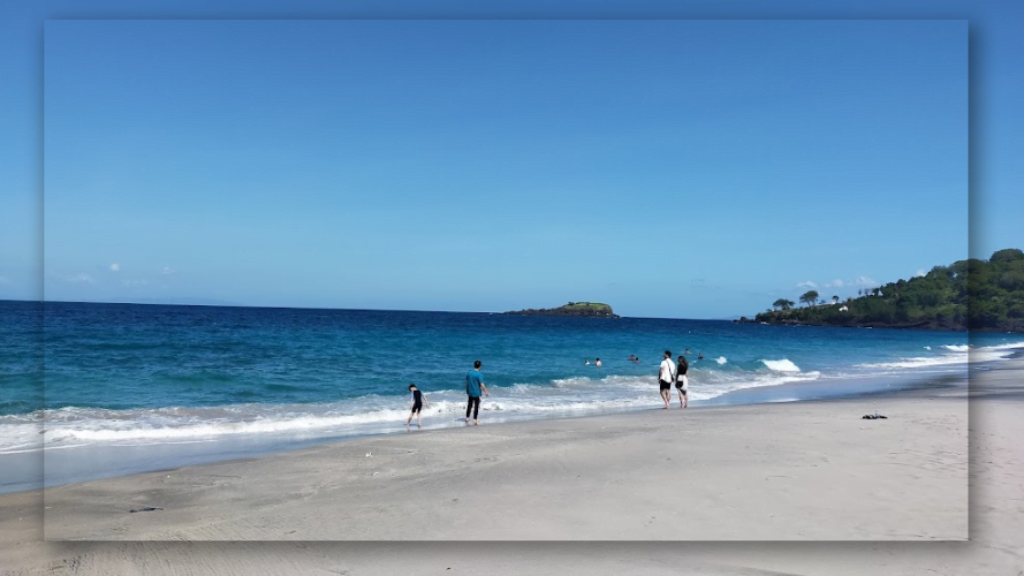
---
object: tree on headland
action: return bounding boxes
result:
[832,295,839,304]
[799,290,819,307]
[773,298,795,310]
[754,248,1024,332]
[991,248,1024,263]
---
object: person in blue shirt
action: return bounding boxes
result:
[465,360,490,425]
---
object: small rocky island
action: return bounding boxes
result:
[503,301,620,318]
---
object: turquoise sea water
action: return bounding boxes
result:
[1,300,1021,491]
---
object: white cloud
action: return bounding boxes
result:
[823,279,845,289]
[159,266,175,275]
[914,269,927,278]
[110,263,120,272]
[66,273,96,284]
[796,281,818,289]
[121,279,148,287]
[854,276,878,288]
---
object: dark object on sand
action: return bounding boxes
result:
[861,414,888,420]
[129,506,164,513]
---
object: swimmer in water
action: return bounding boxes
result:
[595,358,602,367]
[697,352,704,360]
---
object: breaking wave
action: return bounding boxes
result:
[761,358,801,373]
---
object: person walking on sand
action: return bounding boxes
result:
[406,383,429,430]
[675,355,689,409]
[658,350,675,409]
[465,360,490,425]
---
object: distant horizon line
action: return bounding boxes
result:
[0,298,739,321]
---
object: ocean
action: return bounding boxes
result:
[1,300,1021,492]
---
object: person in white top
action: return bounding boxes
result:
[658,350,676,409]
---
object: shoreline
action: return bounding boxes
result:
[2,364,974,496]
[2,365,979,541]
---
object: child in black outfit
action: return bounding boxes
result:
[406,383,429,430]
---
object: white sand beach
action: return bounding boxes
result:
[1,358,1022,574]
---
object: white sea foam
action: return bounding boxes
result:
[975,341,1024,351]
[860,355,968,370]
[550,377,592,388]
[716,356,728,365]
[859,341,1023,371]
[0,413,43,454]
[761,359,801,372]
[0,368,823,454]
[969,342,1024,363]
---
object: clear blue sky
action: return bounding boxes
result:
[2,2,1020,318]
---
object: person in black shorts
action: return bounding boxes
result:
[406,383,429,430]
[658,350,675,409]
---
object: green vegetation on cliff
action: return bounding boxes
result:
[504,301,619,318]
[753,249,1024,332]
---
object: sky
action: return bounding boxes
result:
[2,2,1021,318]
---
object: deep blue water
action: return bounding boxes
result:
[1,299,1021,490]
